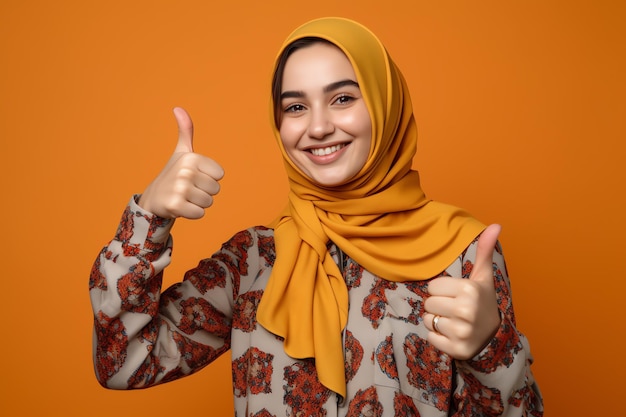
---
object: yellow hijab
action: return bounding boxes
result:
[256,17,485,398]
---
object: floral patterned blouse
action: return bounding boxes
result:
[89,197,543,416]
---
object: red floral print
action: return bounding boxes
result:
[404,333,451,411]
[257,230,276,267]
[94,311,128,383]
[89,253,107,291]
[345,259,364,289]
[90,200,543,416]
[233,347,274,398]
[127,356,163,388]
[493,264,513,322]
[346,386,382,416]
[143,215,171,255]
[393,392,420,417]
[344,329,364,382]
[362,279,396,329]
[183,258,227,294]
[375,335,398,381]
[284,360,330,416]
[233,290,263,333]
[221,229,253,275]
[454,372,503,416]
[117,264,161,316]
[461,260,473,278]
[178,296,231,339]
[468,318,521,373]
[250,409,277,417]
[115,206,135,243]
[172,331,218,370]
[509,384,543,416]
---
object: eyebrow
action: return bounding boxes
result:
[280,79,360,100]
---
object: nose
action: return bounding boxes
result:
[306,107,334,139]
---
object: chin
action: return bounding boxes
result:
[310,173,352,187]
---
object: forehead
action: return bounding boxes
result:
[281,42,357,91]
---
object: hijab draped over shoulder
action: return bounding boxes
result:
[256,17,485,398]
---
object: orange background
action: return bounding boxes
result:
[1,1,624,415]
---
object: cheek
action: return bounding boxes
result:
[354,110,373,162]
[359,108,373,138]
[340,105,372,137]
[280,118,311,153]
[279,123,297,150]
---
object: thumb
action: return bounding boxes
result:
[173,107,194,153]
[469,224,502,282]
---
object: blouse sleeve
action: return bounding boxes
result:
[451,239,544,416]
[89,196,246,389]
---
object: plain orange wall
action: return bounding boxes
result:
[1,1,624,415]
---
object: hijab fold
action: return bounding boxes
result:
[256,17,485,398]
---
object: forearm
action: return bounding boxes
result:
[450,242,543,415]
[90,196,242,389]
[90,197,175,388]
[452,318,543,416]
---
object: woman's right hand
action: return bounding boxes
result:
[138,107,225,219]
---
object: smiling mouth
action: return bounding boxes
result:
[309,143,348,156]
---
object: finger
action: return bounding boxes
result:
[173,201,207,220]
[424,312,447,336]
[192,172,222,196]
[165,189,213,220]
[173,107,194,153]
[423,313,436,332]
[423,291,459,318]
[185,186,217,210]
[196,157,225,182]
[469,224,501,282]
[427,276,463,297]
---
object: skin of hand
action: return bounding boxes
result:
[138,107,225,219]
[423,224,503,360]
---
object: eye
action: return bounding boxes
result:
[284,103,306,114]
[334,94,355,105]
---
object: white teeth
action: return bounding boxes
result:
[310,144,345,156]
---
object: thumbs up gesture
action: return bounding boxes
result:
[138,107,225,219]
[424,224,503,360]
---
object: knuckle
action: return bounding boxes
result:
[163,202,180,215]
[455,324,473,340]
[173,180,192,195]
[461,282,480,298]
[177,166,195,180]
[453,303,473,321]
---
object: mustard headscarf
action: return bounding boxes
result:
[256,17,485,398]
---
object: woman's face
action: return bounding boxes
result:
[278,42,372,187]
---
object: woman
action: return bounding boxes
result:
[90,17,543,416]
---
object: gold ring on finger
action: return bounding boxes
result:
[432,315,442,334]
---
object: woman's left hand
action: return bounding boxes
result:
[423,224,502,360]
